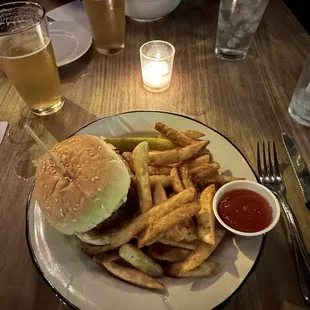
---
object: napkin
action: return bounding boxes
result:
[0,121,8,146]
[47,0,91,31]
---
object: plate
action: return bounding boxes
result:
[26,111,264,310]
[48,21,92,67]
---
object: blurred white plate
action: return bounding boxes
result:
[48,21,92,67]
[26,111,264,310]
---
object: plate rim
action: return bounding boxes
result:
[25,110,265,310]
[48,20,92,67]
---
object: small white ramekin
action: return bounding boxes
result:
[212,180,281,237]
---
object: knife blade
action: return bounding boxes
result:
[282,131,310,210]
[0,121,8,146]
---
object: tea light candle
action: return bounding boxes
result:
[140,41,175,92]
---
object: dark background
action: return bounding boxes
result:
[283,0,310,34]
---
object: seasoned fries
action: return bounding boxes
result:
[187,154,211,169]
[172,228,226,274]
[111,188,196,247]
[79,122,245,290]
[152,182,168,205]
[165,261,220,278]
[170,167,184,193]
[132,141,153,212]
[152,182,184,242]
[100,261,165,290]
[197,185,216,245]
[158,237,201,250]
[148,243,191,262]
[122,152,134,173]
[149,141,208,166]
[149,175,172,187]
[179,164,193,189]
[148,166,172,175]
[190,162,220,177]
[199,174,245,186]
[179,129,205,140]
[119,244,163,277]
[155,122,196,147]
[138,201,200,248]
[178,219,198,241]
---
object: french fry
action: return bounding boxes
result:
[93,250,120,263]
[174,228,226,274]
[170,167,184,193]
[179,164,193,189]
[150,175,172,188]
[187,155,210,169]
[152,182,184,241]
[148,166,172,175]
[190,162,220,177]
[132,141,153,212]
[100,261,165,290]
[148,243,191,262]
[178,219,198,241]
[197,185,216,245]
[81,244,116,257]
[149,141,208,166]
[165,261,220,278]
[111,188,196,247]
[138,201,200,248]
[155,122,196,147]
[119,244,163,277]
[152,182,167,204]
[179,129,205,140]
[158,237,201,250]
[122,152,134,173]
[199,174,245,186]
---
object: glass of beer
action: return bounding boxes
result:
[83,0,125,55]
[0,2,64,116]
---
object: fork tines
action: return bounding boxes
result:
[257,141,280,178]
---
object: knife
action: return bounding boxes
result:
[282,131,310,210]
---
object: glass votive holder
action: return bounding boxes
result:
[139,40,175,92]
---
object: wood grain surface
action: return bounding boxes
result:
[0,0,310,309]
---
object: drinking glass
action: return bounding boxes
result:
[0,1,64,116]
[288,53,310,127]
[215,0,269,60]
[83,0,125,55]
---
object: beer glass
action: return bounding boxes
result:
[83,0,125,55]
[0,2,64,116]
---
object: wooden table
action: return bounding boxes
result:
[0,0,309,309]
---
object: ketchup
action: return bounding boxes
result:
[218,189,273,232]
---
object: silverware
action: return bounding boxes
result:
[0,121,8,146]
[282,131,310,210]
[257,141,310,305]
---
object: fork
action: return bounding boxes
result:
[257,141,310,305]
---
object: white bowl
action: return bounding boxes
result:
[125,0,181,22]
[213,180,281,237]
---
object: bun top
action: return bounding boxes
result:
[34,134,131,235]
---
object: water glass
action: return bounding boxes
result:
[288,53,310,127]
[215,0,269,60]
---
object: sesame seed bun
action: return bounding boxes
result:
[34,134,131,235]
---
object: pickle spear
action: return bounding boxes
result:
[104,137,175,153]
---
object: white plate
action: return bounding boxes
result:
[48,21,92,67]
[26,111,264,310]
